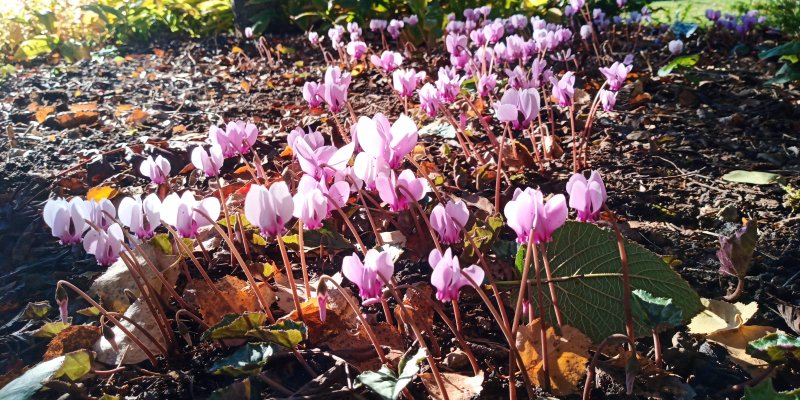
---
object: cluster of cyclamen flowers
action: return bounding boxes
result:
[706,9,765,36]
[42,121,266,266]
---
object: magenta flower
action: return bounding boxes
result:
[139,155,170,185]
[419,83,441,117]
[303,81,322,108]
[244,181,293,238]
[84,223,124,266]
[482,21,505,44]
[342,249,394,305]
[435,66,464,104]
[599,89,617,112]
[429,248,484,302]
[288,127,324,151]
[43,197,88,245]
[292,175,349,230]
[370,51,403,73]
[355,113,418,169]
[346,41,367,61]
[599,62,632,91]
[375,169,428,211]
[549,72,575,107]
[161,191,221,238]
[493,87,541,130]
[446,34,468,55]
[118,194,161,240]
[353,152,391,191]
[504,188,567,244]
[566,170,608,222]
[477,73,497,97]
[321,67,352,113]
[210,121,258,157]
[294,140,354,181]
[430,200,469,245]
[85,198,116,230]
[392,69,426,98]
[191,144,224,178]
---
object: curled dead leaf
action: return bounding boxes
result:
[184,275,275,326]
[687,298,757,335]
[515,319,591,396]
[44,325,101,361]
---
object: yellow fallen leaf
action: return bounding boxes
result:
[280,145,293,158]
[516,319,591,396]
[707,325,776,376]
[688,298,758,335]
[350,63,365,77]
[420,371,484,400]
[86,186,118,201]
[231,46,244,54]
[35,106,56,123]
[241,80,251,93]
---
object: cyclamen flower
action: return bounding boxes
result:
[550,72,575,107]
[477,73,497,97]
[570,0,586,10]
[139,155,170,184]
[429,248,484,302]
[493,87,540,130]
[85,198,116,230]
[303,81,322,108]
[161,191,221,238]
[503,188,567,244]
[430,200,469,245]
[321,66,352,112]
[244,27,254,39]
[118,194,161,240]
[387,19,404,39]
[435,66,463,104]
[210,121,259,157]
[392,69,426,98]
[403,15,418,26]
[244,181,293,238]
[580,24,592,40]
[328,25,345,49]
[483,21,505,44]
[478,5,491,17]
[43,197,88,245]
[370,51,403,73]
[353,152,391,191]
[599,62,632,91]
[419,83,441,117]
[375,169,428,211]
[566,170,608,222]
[294,140,354,181]
[446,34,468,56]
[287,127,324,151]
[84,224,124,266]
[706,9,721,21]
[617,0,627,7]
[292,175,349,230]
[346,41,367,61]
[717,220,757,278]
[308,31,322,46]
[342,249,394,305]
[347,22,362,41]
[369,19,387,32]
[191,144,224,178]
[355,113,418,168]
[668,40,684,55]
[599,89,617,112]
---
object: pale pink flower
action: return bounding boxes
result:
[139,155,170,184]
[375,169,428,211]
[84,223,124,266]
[354,113,417,169]
[429,248,484,302]
[161,191,221,238]
[244,181,293,238]
[430,200,469,245]
[392,68,426,98]
[342,249,394,305]
[43,197,88,245]
[118,194,161,240]
[191,144,224,178]
[566,170,608,222]
[370,51,403,73]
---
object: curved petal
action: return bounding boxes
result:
[341,253,364,287]
[196,197,221,226]
[269,181,294,224]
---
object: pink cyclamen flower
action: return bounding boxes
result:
[580,24,592,40]
[352,152,390,191]
[139,155,170,185]
[419,83,441,117]
[84,223,124,266]
[599,89,617,112]
[430,200,469,245]
[429,248,484,302]
[161,191,221,238]
[617,0,627,7]
[347,22,362,41]
[118,194,161,240]
[244,27,254,39]
[477,73,497,97]
[370,51,403,73]
[375,169,429,211]
[403,15,418,26]
[342,249,394,305]
[387,19,404,39]
[346,41,367,60]
[446,34,468,56]
[392,69,426,98]
[292,175,349,230]
[566,170,608,222]
[549,72,575,107]
[303,81,322,108]
[599,62,632,91]
[294,140,354,181]
[85,198,116,230]
[493,87,541,130]
[355,113,418,169]
[321,66,352,113]
[244,181,293,238]
[435,66,463,104]
[570,0,586,9]
[503,188,568,244]
[191,144,224,178]
[328,25,345,49]
[668,40,683,55]
[288,127,324,152]
[210,121,258,157]
[370,19,387,32]
[308,31,322,46]
[43,197,88,245]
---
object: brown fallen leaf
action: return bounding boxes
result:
[394,283,435,334]
[44,325,101,361]
[126,109,150,125]
[185,275,275,325]
[706,325,776,376]
[55,111,99,129]
[69,101,98,112]
[774,299,800,335]
[687,298,757,335]
[515,319,591,396]
[420,371,484,400]
[35,105,56,123]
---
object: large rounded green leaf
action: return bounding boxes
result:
[529,222,702,342]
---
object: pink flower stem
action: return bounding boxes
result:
[236,212,252,261]
[323,193,366,253]
[442,107,483,164]
[495,125,508,214]
[569,104,578,174]
[581,81,608,168]
[297,219,311,297]
[430,299,480,375]
[217,180,235,268]
[525,125,543,172]
[464,94,499,147]
[330,111,350,144]
[57,280,159,366]
[531,242,551,393]
[117,250,175,351]
[192,209,276,323]
[653,329,662,369]
[538,243,564,329]
[396,186,443,254]
[107,311,169,356]
[276,234,305,323]
[602,205,636,350]
[346,100,358,125]
[452,299,463,337]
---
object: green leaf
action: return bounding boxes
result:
[463,216,505,258]
[743,378,800,400]
[747,333,800,363]
[53,350,92,380]
[0,350,92,399]
[247,320,307,348]
[201,312,268,341]
[21,301,51,320]
[766,62,800,85]
[32,322,71,338]
[209,343,284,377]
[631,289,683,331]
[526,222,702,342]
[13,37,53,61]
[515,244,526,274]
[657,54,699,77]
[759,40,800,60]
[357,348,427,400]
[281,224,352,252]
[721,170,783,185]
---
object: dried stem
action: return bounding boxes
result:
[430,299,480,375]
[277,234,305,323]
[582,334,629,400]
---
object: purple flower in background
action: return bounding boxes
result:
[370,51,403,72]
[342,249,394,305]
[566,170,607,222]
[509,14,528,30]
[85,198,116,230]
[191,144,224,178]
[493,87,540,130]
[244,27,254,39]
[570,0,586,9]
[308,31,322,46]
[550,72,575,107]
[403,15,419,26]
[328,25,345,49]
[565,5,576,17]
[321,66,352,112]
[370,19,387,32]
[477,73,497,97]
[346,41,367,60]
[617,0,627,7]
[419,83,441,117]
[668,39,684,55]
[392,68,426,98]
[210,121,258,157]
[303,81,322,108]
[244,182,293,238]
[483,21,505,44]
[599,61,632,90]
[446,33,468,55]
[623,53,635,65]
[580,24,593,40]
[162,191,221,238]
[463,8,477,21]
[118,194,161,240]
[599,89,617,112]
[355,113,418,168]
[435,66,463,103]
[504,187,567,244]
[347,22,362,41]
[717,220,757,278]
[478,5,491,17]
[387,19,404,39]
[375,169,429,211]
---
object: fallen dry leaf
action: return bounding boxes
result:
[69,101,98,112]
[126,109,150,125]
[55,111,99,128]
[394,283,435,334]
[44,325,101,361]
[515,319,591,396]
[185,275,275,325]
[687,298,757,335]
[420,371,484,400]
[35,105,56,123]
[86,186,118,202]
[706,325,776,376]
[775,300,800,335]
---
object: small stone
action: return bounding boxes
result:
[716,205,739,223]
[443,349,470,370]
[626,130,649,141]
